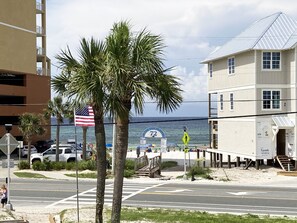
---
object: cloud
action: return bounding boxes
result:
[47,0,297,116]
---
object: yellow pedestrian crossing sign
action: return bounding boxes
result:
[182,132,190,145]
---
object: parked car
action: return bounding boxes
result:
[30,146,82,164]
[21,145,37,158]
[35,140,55,152]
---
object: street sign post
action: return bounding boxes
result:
[182,129,190,179]
[0,126,19,211]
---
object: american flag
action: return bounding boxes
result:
[74,106,95,126]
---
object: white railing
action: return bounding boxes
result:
[36,26,44,35]
[36,47,44,55]
[36,2,44,12]
[36,67,51,76]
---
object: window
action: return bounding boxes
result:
[209,63,213,78]
[263,52,280,70]
[228,57,235,74]
[230,93,234,110]
[262,90,280,109]
[220,94,223,110]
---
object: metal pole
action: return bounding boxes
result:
[7,133,11,207]
[74,126,80,222]
[183,145,187,180]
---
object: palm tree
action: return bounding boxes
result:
[52,37,107,223]
[18,113,46,163]
[44,96,72,162]
[106,21,183,222]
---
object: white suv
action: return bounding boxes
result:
[21,145,37,158]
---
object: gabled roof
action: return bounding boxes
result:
[202,12,297,63]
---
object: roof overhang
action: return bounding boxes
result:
[272,116,294,129]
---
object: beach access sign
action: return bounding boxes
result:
[182,131,190,149]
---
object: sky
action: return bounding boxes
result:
[46,0,297,117]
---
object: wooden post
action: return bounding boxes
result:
[210,152,213,167]
[203,150,206,168]
[236,157,240,167]
[214,153,217,168]
[228,155,231,168]
[219,154,223,168]
[256,159,260,170]
[197,149,200,159]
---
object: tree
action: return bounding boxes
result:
[106,21,183,222]
[18,113,45,163]
[44,96,72,162]
[52,37,107,223]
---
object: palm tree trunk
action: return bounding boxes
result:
[82,126,88,160]
[27,140,32,164]
[56,123,60,162]
[94,109,107,223]
[111,116,129,223]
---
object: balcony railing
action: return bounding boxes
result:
[36,67,51,76]
[36,26,44,35]
[36,47,45,55]
[36,2,44,12]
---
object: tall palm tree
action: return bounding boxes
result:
[18,113,46,163]
[44,96,71,162]
[106,21,183,222]
[52,37,107,223]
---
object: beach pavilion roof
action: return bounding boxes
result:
[202,12,297,63]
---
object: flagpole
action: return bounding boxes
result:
[74,109,80,222]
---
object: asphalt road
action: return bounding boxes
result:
[8,178,297,217]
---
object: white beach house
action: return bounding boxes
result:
[203,12,297,170]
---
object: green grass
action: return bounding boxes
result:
[120,208,297,223]
[65,172,97,178]
[60,207,297,223]
[13,172,47,178]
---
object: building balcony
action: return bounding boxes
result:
[36,1,44,13]
[36,67,50,76]
[36,25,44,36]
[36,47,45,56]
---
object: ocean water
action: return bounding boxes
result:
[51,117,209,148]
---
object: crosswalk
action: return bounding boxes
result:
[46,182,164,208]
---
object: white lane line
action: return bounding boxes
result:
[122,183,168,202]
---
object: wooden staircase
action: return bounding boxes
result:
[275,155,295,171]
[134,155,161,178]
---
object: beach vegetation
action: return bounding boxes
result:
[161,161,178,169]
[187,164,212,180]
[17,160,30,170]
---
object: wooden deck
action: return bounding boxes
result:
[134,155,161,178]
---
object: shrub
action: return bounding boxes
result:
[32,161,47,171]
[187,165,212,179]
[43,158,53,171]
[18,161,30,170]
[125,159,135,171]
[52,162,66,170]
[124,169,135,178]
[65,162,75,170]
